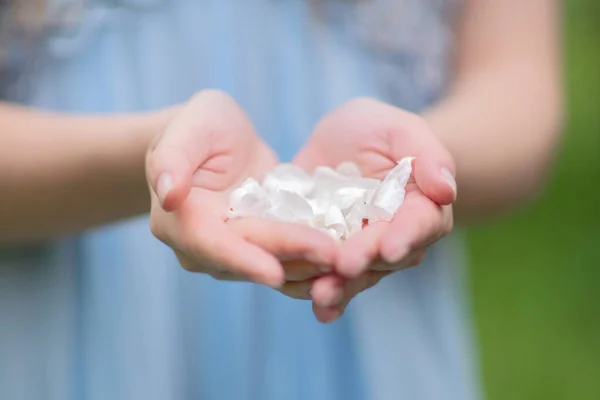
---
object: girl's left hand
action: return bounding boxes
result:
[294,98,457,323]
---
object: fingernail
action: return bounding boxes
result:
[157,172,174,205]
[441,167,457,198]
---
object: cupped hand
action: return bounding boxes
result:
[294,98,457,322]
[146,90,336,296]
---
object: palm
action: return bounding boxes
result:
[167,136,281,275]
[295,100,422,178]
[294,98,428,197]
[186,134,278,223]
[184,134,277,221]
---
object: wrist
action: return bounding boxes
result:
[94,107,179,216]
[129,107,181,211]
[135,106,180,148]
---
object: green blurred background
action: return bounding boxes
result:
[467,1,600,399]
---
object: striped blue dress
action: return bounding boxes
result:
[0,1,482,399]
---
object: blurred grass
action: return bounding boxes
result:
[468,1,600,399]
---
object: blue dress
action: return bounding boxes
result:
[0,1,482,399]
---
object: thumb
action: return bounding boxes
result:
[147,93,233,211]
[147,141,200,212]
[413,144,457,206]
[292,139,327,172]
[148,90,255,211]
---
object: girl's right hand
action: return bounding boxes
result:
[145,90,336,299]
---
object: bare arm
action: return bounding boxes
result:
[424,0,564,223]
[0,103,175,242]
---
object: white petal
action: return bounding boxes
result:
[227,158,415,240]
[265,206,297,223]
[346,203,367,235]
[370,157,414,215]
[365,204,394,223]
[308,190,333,216]
[335,187,369,213]
[382,157,414,186]
[371,181,405,216]
[324,227,343,240]
[312,166,350,190]
[238,177,264,194]
[336,162,362,178]
[228,178,271,218]
[323,206,347,240]
[347,220,364,238]
[262,163,314,196]
[355,177,380,190]
[271,190,314,222]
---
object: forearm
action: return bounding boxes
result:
[424,0,563,224]
[0,103,175,242]
[424,64,563,223]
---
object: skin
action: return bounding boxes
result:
[300,0,563,321]
[145,90,339,297]
[0,0,562,323]
[297,0,563,322]
[294,99,456,322]
[0,103,173,241]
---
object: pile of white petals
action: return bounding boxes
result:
[227,157,415,240]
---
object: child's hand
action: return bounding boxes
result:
[146,90,336,294]
[294,98,456,322]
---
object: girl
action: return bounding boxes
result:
[0,1,562,399]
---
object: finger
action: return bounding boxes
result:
[292,134,328,172]
[312,271,390,323]
[413,146,456,206]
[228,218,337,272]
[281,260,323,281]
[146,90,255,211]
[310,269,385,309]
[341,271,391,306]
[309,274,345,308]
[179,218,285,287]
[370,248,427,271]
[175,251,248,282]
[292,148,324,172]
[335,271,390,314]
[312,305,342,324]
[278,279,314,300]
[380,192,448,264]
[336,222,388,278]
[209,271,249,282]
